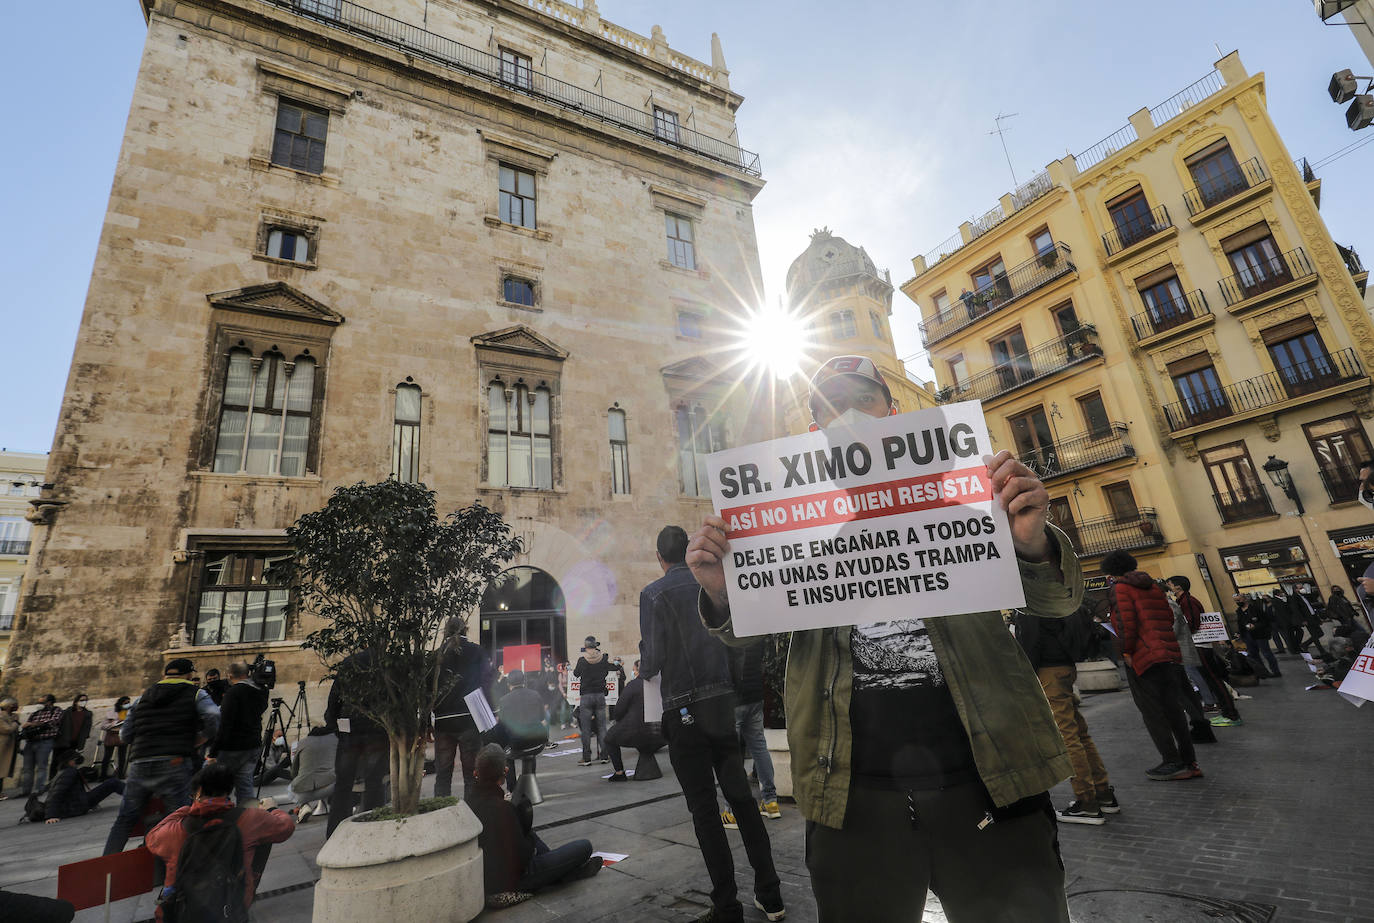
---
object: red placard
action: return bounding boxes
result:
[503,644,542,674]
[57,846,158,911]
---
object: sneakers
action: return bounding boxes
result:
[1209,716,1243,727]
[295,803,313,824]
[600,756,610,764]
[577,758,593,766]
[721,809,738,830]
[760,800,781,819]
[1147,762,1202,781]
[754,895,787,921]
[1096,786,1121,814]
[1058,800,1105,825]
[607,771,630,782]
[568,855,604,881]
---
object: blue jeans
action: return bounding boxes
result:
[733,701,776,802]
[578,694,608,760]
[1184,665,1216,706]
[20,739,54,796]
[213,749,259,803]
[516,835,593,893]
[102,756,193,855]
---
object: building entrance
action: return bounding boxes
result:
[479,566,567,673]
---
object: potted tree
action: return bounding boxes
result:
[292,481,522,923]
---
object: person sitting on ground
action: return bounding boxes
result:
[43,750,125,824]
[288,725,337,823]
[465,743,602,910]
[146,762,296,922]
[1320,637,1358,685]
[604,660,666,782]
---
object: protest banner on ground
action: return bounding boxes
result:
[706,402,1025,636]
[1338,634,1374,707]
[1190,611,1229,644]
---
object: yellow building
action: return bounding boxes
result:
[0,452,46,675]
[901,52,1374,611]
[781,229,937,435]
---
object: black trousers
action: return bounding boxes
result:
[605,721,665,773]
[1198,649,1240,721]
[664,695,781,921]
[434,719,481,799]
[1127,663,1196,766]
[327,733,388,837]
[516,834,593,893]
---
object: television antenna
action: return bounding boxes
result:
[990,111,1019,187]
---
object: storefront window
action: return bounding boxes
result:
[1219,539,1313,595]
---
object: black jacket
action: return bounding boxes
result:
[129,680,201,761]
[45,766,90,820]
[1015,612,1080,669]
[55,707,92,751]
[573,656,624,697]
[465,781,535,894]
[210,680,269,756]
[729,642,766,705]
[611,675,646,734]
[324,651,386,737]
[435,638,495,733]
[639,563,734,710]
[496,686,547,745]
[1243,602,1273,641]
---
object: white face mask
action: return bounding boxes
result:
[826,407,876,431]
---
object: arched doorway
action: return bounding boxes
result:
[479,566,568,671]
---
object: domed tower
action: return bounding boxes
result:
[784,229,935,432]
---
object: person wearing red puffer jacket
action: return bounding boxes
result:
[1102,549,1203,783]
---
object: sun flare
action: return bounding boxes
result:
[739,304,811,380]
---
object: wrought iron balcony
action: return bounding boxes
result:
[1063,508,1164,558]
[935,326,1101,405]
[1130,289,1211,340]
[1217,247,1315,307]
[1213,489,1275,524]
[257,0,762,176]
[1162,347,1366,431]
[1338,243,1365,276]
[1183,157,1268,216]
[920,243,1076,345]
[1018,423,1135,482]
[1103,204,1173,257]
[1317,467,1362,504]
[0,540,31,555]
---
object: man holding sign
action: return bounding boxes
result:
[688,356,1083,922]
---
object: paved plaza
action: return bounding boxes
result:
[2,660,1371,922]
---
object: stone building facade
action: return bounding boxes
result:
[901,52,1374,615]
[2,0,770,702]
[0,452,46,674]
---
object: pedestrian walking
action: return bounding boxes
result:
[573,637,624,765]
[1103,551,1202,782]
[97,697,132,781]
[206,661,269,804]
[644,524,785,923]
[0,698,21,800]
[19,694,62,797]
[103,658,221,855]
[688,355,1085,923]
[1016,607,1119,825]
[433,615,494,800]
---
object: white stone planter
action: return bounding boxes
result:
[313,802,484,923]
[1076,658,1122,693]
[765,727,792,799]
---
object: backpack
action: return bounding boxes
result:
[163,807,249,923]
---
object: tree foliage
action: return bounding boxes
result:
[289,480,521,815]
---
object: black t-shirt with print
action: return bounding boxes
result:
[849,618,977,790]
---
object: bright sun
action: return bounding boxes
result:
[739,304,810,379]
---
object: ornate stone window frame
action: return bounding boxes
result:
[253,207,324,270]
[473,325,569,491]
[480,130,555,240]
[249,58,353,186]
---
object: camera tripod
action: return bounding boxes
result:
[254,680,311,797]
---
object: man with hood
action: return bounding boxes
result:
[688,355,1084,922]
[103,658,221,855]
[573,636,625,765]
[1103,551,1201,782]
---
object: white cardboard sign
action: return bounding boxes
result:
[706,402,1026,636]
[1190,611,1229,644]
[1338,635,1374,707]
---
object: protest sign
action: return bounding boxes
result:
[1190,611,1229,644]
[565,663,622,706]
[1338,634,1374,707]
[502,643,542,674]
[706,402,1025,636]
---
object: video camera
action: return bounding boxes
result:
[250,653,277,690]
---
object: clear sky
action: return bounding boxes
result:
[1,0,1370,452]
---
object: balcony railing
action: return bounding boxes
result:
[1103,204,1173,257]
[1063,508,1164,558]
[1162,347,1366,431]
[1130,289,1211,340]
[1338,243,1365,276]
[1296,157,1318,183]
[1217,247,1315,306]
[1213,489,1275,524]
[1317,467,1362,504]
[920,243,1076,345]
[257,0,762,175]
[1183,157,1268,216]
[1018,423,1135,481]
[935,326,1101,404]
[0,540,31,555]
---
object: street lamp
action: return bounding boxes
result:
[1262,455,1305,515]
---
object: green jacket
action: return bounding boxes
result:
[703,525,1083,829]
